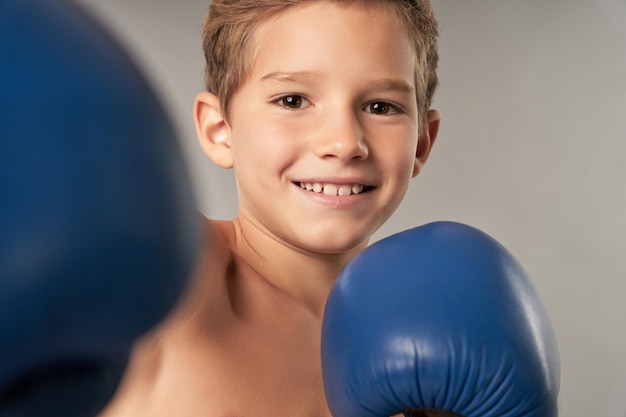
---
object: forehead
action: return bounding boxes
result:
[248,1,416,82]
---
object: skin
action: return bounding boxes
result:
[99,2,440,416]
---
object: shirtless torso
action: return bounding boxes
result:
[99,218,333,417]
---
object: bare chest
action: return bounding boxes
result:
[102,312,331,417]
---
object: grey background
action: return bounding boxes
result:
[75,1,626,416]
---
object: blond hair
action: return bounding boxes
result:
[201,0,439,129]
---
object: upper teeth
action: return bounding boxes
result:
[298,182,366,196]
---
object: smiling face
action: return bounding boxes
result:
[198,1,439,256]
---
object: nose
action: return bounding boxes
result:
[313,109,369,161]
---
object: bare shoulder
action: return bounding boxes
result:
[100,216,334,417]
[98,217,239,416]
[170,216,238,330]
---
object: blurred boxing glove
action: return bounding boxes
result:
[0,0,200,416]
[322,222,560,417]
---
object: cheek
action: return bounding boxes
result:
[388,144,419,197]
[231,118,276,159]
[255,117,307,161]
[377,131,418,176]
[231,121,301,185]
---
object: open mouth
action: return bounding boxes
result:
[295,182,373,196]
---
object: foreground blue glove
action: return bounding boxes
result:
[0,0,199,416]
[322,222,560,417]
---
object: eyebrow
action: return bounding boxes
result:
[260,70,321,84]
[368,78,415,95]
[260,71,415,95]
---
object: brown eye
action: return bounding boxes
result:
[365,101,400,115]
[279,95,304,108]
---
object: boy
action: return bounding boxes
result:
[100,0,441,415]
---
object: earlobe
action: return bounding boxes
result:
[194,91,233,169]
[412,109,441,178]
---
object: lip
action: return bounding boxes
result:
[293,176,375,188]
[292,178,375,209]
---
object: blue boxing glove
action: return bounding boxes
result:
[0,0,199,416]
[322,222,560,417]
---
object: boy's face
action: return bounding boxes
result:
[210,2,438,255]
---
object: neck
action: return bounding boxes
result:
[231,216,365,318]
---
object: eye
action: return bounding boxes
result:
[364,101,401,115]
[275,95,310,109]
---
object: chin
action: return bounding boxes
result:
[294,227,372,256]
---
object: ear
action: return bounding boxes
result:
[194,91,233,169]
[412,109,441,178]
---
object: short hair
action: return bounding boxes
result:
[201,0,439,129]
